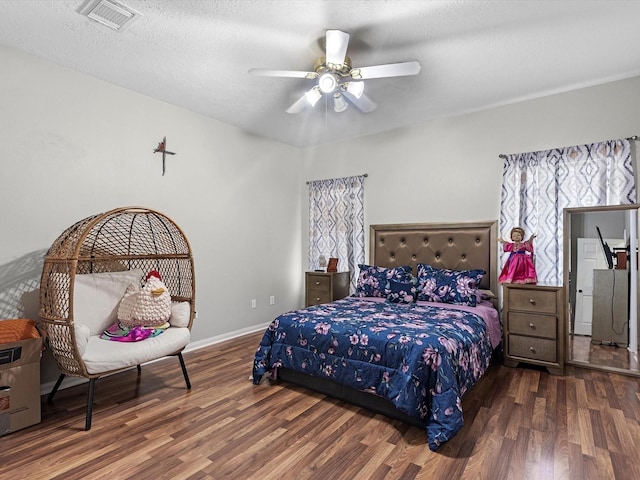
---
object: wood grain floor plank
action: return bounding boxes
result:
[598,406,623,455]
[350,441,397,480]
[245,438,320,480]
[490,435,515,480]
[212,426,290,478]
[505,402,525,440]
[506,426,530,480]
[589,408,607,450]
[610,407,638,459]
[531,396,547,431]
[525,428,555,480]
[553,426,570,480]
[567,442,584,480]
[461,431,503,480]
[566,396,580,446]
[577,407,597,457]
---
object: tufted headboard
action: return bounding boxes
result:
[370,221,498,298]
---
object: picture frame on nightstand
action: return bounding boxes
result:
[327,257,338,273]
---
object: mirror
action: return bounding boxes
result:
[564,204,640,376]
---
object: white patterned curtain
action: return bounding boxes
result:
[500,138,636,286]
[309,175,366,292]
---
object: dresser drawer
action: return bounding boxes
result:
[508,288,557,314]
[508,312,557,339]
[508,335,557,363]
[306,275,331,292]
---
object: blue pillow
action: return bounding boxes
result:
[354,264,413,298]
[416,264,484,306]
[386,279,418,304]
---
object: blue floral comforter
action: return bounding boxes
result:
[252,297,493,450]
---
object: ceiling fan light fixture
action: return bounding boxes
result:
[305,86,322,107]
[345,81,364,99]
[318,73,338,93]
[333,93,348,113]
[250,29,420,115]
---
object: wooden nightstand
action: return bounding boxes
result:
[305,271,350,307]
[502,283,565,375]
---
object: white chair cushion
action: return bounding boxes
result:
[74,323,91,357]
[81,326,190,375]
[73,270,143,335]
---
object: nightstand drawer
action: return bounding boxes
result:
[508,288,557,314]
[306,275,331,292]
[508,312,557,339]
[508,335,557,363]
[307,292,333,306]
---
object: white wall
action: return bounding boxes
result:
[300,76,640,267]
[0,45,302,385]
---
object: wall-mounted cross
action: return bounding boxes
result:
[153,136,176,176]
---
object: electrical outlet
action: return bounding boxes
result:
[251,299,256,309]
[270,296,275,305]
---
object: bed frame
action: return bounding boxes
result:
[277,220,498,426]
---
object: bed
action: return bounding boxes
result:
[252,221,500,451]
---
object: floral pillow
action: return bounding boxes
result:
[354,264,413,298]
[386,279,418,304]
[416,263,484,306]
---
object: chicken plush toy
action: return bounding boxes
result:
[117,270,172,328]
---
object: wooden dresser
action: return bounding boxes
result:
[305,271,350,307]
[502,283,565,375]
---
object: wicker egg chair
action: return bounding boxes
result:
[39,206,196,430]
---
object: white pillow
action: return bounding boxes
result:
[170,302,191,328]
[74,323,90,356]
[73,270,143,335]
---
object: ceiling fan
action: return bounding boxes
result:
[249,29,421,114]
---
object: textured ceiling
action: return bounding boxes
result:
[1,0,639,148]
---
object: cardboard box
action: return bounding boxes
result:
[0,337,42,435]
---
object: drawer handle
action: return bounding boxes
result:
[316,297,321,301]
[529,346,536,352]
[529,323,535,329]
[315,281,321,285]
[529,298,536,304]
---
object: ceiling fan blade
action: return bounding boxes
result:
[350,61,421,80]
[343,91,376,113]
[325,29,350,66]
[249,68,318,79]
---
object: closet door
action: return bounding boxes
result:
[573,238,605,335]
[574,237,625,336]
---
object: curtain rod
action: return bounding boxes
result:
[498,135,640,159]
[306,173,368,185]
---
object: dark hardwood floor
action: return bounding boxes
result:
[2,331,640,479]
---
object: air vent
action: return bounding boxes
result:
[79,0,142,32]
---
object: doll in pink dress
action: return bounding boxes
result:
[498,227,538,284]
